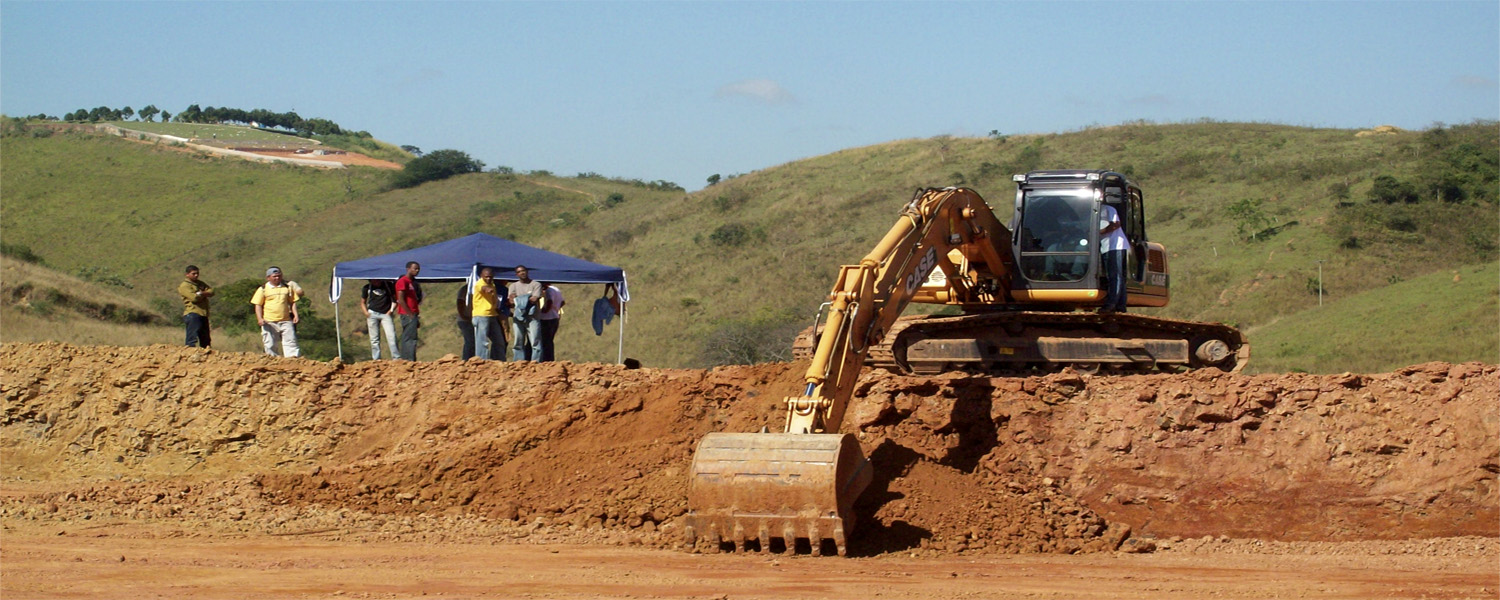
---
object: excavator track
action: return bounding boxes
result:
[797,311,1248,375]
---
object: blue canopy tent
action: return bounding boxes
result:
[328,233,629,362]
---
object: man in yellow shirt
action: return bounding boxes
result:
[178,265,214,348]
[471,267,504,360]
[250,266,302,357]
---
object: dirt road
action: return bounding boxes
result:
[3,522,1493,599]
[1,343,1495,598]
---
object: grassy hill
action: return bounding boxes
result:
[2,117,1495,372]
[0,255,253,353]
[1248,261,1498,373]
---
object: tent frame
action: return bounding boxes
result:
[331,266,626,364]
[328,233,629,364]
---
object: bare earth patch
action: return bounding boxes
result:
[235,148,402,169]
[1,343,1495,598]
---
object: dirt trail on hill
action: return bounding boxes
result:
[3,342,1495,559]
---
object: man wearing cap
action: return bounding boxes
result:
[251,266,302,357]
[178,265,214,348]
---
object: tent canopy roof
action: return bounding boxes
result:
[333,233,627,298]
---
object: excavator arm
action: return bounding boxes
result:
[791,187,1013,434]
[684,188,1013,556]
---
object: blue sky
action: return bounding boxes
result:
[3,1,1496,191]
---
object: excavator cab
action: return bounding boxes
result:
[1011,170,1168,308]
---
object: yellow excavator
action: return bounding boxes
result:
[684,170,1247,556]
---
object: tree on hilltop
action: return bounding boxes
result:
[175,104,202,123]
[138,105,159,122]
[392,149,484,189]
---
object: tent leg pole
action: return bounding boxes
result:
[335,300,343,361]
[617,308,625,365]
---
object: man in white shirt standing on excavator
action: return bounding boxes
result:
[1099,204,1129,314]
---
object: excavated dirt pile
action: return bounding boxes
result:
[2,343,1495,557]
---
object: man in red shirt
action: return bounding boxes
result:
[395,261,424,361]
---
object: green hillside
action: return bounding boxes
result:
[1248,261,1498,373]
[2,117,1495,372]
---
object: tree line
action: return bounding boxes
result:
[36,104,351,138]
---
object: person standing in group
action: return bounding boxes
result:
[472,267,508,360]
[456,281,477,360]
[458,275,509,360]
[395,261,423,361]
[178,265,214,348]
[507,265,542,361]
[535,281,565,362]
[361,279,399,360]
[1098,203,1129,314]
[251,266,301,357]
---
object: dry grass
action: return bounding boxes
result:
[0,257,264,353]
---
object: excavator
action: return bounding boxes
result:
[683,170,1248,556]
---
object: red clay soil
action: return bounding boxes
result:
[2,342,1495,559]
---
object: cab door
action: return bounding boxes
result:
[1125,189,1147,283]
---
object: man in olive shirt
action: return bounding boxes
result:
[178,265,214,348]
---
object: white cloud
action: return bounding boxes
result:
[1453,75,1497,91]
[1124,94,1171,107]
[397,68,445,90]
[715,79,797,105]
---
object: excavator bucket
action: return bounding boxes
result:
[684,432,872,556]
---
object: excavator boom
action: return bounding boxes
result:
[684,188,1008,555]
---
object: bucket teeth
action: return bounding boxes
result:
[682,516,860,556]
[685,432,873,557]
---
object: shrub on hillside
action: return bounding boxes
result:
[697,310,803,366]
[1226,198,1273,241]
[391,149,485,189]
[1,242,44,264]
[215,278,269,333]
[73,266,131,288]
[712,188,749,212]
[708,223,765,247]
[1367,175,1418,204]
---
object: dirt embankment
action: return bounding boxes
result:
[1,343,1495,557]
